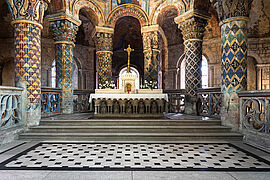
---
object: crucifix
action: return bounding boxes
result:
[124,44,134,73]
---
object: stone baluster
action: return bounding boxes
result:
[6,0,50,126]
[175,11,210,114]
[49,19,79,114]
[93,27,114,87]
[215,0,253,130]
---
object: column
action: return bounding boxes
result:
[175,12,209,114]
[216,0,253,130]
[6,0,49,126]
[49,19,79,114]
[141,25,160,86]
[93,27,114,88]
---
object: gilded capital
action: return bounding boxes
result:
[178,16,208,42]
[215,0,253,23]
[6,0,50,24]
[94,32,113,52]
[50,20,78,44]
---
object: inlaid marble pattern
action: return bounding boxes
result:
[1,143,270,171]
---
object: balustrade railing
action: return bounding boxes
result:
[0,86,23,129]
[197,87,222,118]
[238,90,270,151]
[73,89,94,113]
[163,89,185,113]
[41,87,61,117]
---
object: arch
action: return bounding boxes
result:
[72,0,105,26]
[118,66,140,89]
[151,0,187,24]
[106,4,149,28]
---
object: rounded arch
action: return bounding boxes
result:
[72,0,105,26]
[151,0,187,24]
[106,4,149,28]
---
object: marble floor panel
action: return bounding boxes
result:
[0,143,270,171]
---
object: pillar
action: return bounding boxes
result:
[216,0,253,130]
[49,19,79,114]
[175,12,209,114]
[141,25,160,86]
[6,0,49,126]
[93,27,114,88]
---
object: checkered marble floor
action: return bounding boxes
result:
[1,143,270,171]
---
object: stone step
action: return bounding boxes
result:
[39,119,222,126]
[19,132,242,141]
[28,125,231,133]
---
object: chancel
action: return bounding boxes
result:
[1,0,270,178]
[90,44,168,118]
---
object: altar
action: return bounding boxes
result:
[89,89,168,118]
[89,45,168,118]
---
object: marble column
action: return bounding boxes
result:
[50,19,78,114]
[175,13,209,114]
[141,25,160,86]
[216,0,253,130]
[6,0,49,126]
[93,27,114,88]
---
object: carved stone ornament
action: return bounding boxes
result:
[6,0,50,24]
[50,20,78,44]
[178,16,208,42]
[216,0,253,22]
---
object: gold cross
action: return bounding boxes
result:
[124,45,134,73]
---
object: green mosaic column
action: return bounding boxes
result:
[142,31,160,86]
[50,20,78,114]
[216,0,253,129]
[94,29,113,88]
[6,0,50,126]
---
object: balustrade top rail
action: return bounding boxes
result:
[74,89,95,94]
[238,90,270,97]
[0,86,23,91]
[197,87,221,93]
[163,89,186,94]
[41,87,61,93]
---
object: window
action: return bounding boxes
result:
[51,60,56,88]
[180,55,208,89]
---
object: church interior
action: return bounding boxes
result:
[0,0,270,179]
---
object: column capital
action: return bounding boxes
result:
[215,0,253,25]
[50,19,79,46]
[177,14,209,43]
[93,27,113,53]
[6,0,50,26]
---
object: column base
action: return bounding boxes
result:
[220,103,239,132]
[184,96,198,115]
[61,96,74,114]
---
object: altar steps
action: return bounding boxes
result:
[19,118,242,141]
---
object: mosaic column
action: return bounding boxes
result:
[142,26,160,86]
[50,19,78,114]
[93,27,114,87]
[216,0,253,130]
[176,13,209,114]
[6,0,49,126]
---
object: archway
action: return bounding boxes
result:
[112,16,144,87]
[157,6,184,89]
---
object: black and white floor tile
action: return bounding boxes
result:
[1,143,270,171]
